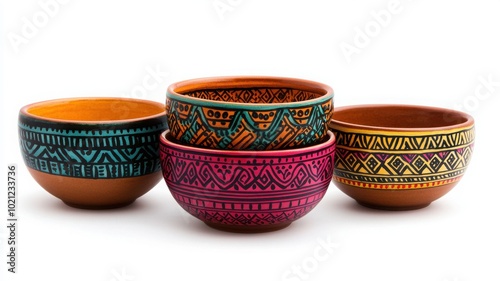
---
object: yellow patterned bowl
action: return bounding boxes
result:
[165,76,334,150]
[330,104,474,210]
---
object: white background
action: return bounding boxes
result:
[1,1,500,281]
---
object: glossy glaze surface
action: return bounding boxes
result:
[166,76,334,150]
[330,104,474,210]
[18,98,168,209]
[160,130,336,232]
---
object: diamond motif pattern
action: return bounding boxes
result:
[332,126,474,189]
[166,87,333,150]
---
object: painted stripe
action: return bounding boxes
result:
[333,175,462,189]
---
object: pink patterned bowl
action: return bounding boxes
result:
[159,130,336,233]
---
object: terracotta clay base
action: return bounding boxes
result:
[62,200,137,210]
[355,201,431,211]
[28,168,162,209]
[335,182,457,211]
[204,222,292,233]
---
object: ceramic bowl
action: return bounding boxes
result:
[330,104,474,210]
[160,130,336,232]
[166,76,334,150]
[18,97,168,209]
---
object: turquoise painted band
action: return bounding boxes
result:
[19,113,167,179]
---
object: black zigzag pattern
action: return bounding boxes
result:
[19,116,167,179]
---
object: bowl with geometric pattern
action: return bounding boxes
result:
[165,76,334,150]
[18,97,167,209]
[159,130,336,232]
[330,104,474,210]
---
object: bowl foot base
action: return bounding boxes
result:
[204,222,292,233]
[62,200,136,210]
[356,200,431,211]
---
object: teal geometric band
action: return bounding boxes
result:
[19,114,167,179]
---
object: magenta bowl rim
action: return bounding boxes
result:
[160,130,335,156]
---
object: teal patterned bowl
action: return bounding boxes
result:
[18,98,167,209]
[166,76,334,150]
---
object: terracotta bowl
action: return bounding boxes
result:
[160,130,336,232]
[166,76,334,150]
[330,104,474,210]
[18,98,168,209]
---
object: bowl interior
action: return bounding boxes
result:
[183,87,321,103]
[23,98,165,122]
[332,105,471,129]
[169,77,332,104]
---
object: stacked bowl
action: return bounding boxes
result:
[160,76,336,232]
[16,77,476,234]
